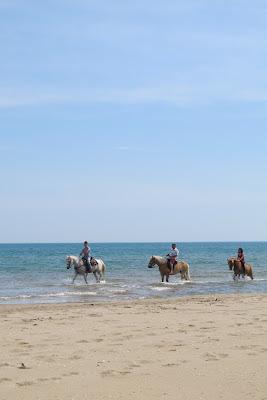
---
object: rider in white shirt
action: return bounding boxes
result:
[166,243,179,273]
[80,241,91,267]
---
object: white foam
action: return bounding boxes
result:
[0,291,98,300]
[151,286,172,291]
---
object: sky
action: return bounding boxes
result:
[0,0,267,243]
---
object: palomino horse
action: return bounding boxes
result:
[148,256,190,282]
[66,255,106,284]
[227,257,254,280]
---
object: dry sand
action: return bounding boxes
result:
[0,294,267,400]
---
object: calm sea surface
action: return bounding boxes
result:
[0,242,266,304]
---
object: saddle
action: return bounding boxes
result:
[81,257,98,273]
[81,257,92,273]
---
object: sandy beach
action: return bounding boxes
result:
[1,294,267,400]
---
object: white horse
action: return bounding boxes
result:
[66,255,106,284]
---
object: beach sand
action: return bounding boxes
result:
[0,294,267,400]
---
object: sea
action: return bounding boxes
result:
[0,242,266,304]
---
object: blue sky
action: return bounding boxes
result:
[0,0,267,242]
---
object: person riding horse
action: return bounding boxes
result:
[237,247,246,277]
[80,241,91,271]
[79,241,98,273]
[166,243,179,273]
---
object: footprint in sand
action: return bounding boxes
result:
[0,363,10,368]
[101,370,117,377]
[0,378,12,383]
[139,360,150,365]
[16,381,35,387]
[162,363,179,367]
[127,362,141,368]
[218,353,229,359]
[68,354,82,360]
[76,340,89,344]
[204,352,219,362]
[38,378,50,382]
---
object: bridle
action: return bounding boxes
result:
[66,257,72,269]
[148,257,156,268]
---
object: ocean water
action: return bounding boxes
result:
[0,242,266,304]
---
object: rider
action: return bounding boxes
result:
[166,243,179,273]
[237,247,245,277]
[80,241,91,268]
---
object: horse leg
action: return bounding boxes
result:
[83,274,88,284]
[93,271,100,283]
[72,272,78,284]
[166,274,169,283]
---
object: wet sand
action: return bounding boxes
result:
[1,294,267,400]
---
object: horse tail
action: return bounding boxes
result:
[186,264,191,281]
[101,262,106,279]
[249,266,254,280]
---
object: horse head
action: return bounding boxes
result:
[148,256,156,268]
[227,258,235,270]
[66,256,72,269]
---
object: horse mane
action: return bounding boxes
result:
[153,255,165,261]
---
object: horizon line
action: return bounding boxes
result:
[0,240,266,245]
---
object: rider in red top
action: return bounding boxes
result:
[237,247,245,277]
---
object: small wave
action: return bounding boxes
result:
[0,291,98,301]
[0,294,32,300]
[251,278,267,282]
[111,290,128,295]
[151,286,172,291]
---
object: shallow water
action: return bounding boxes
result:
[0,242,266,304]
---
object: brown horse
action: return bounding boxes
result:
[148,256,190,282]
[227,257,254,280]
